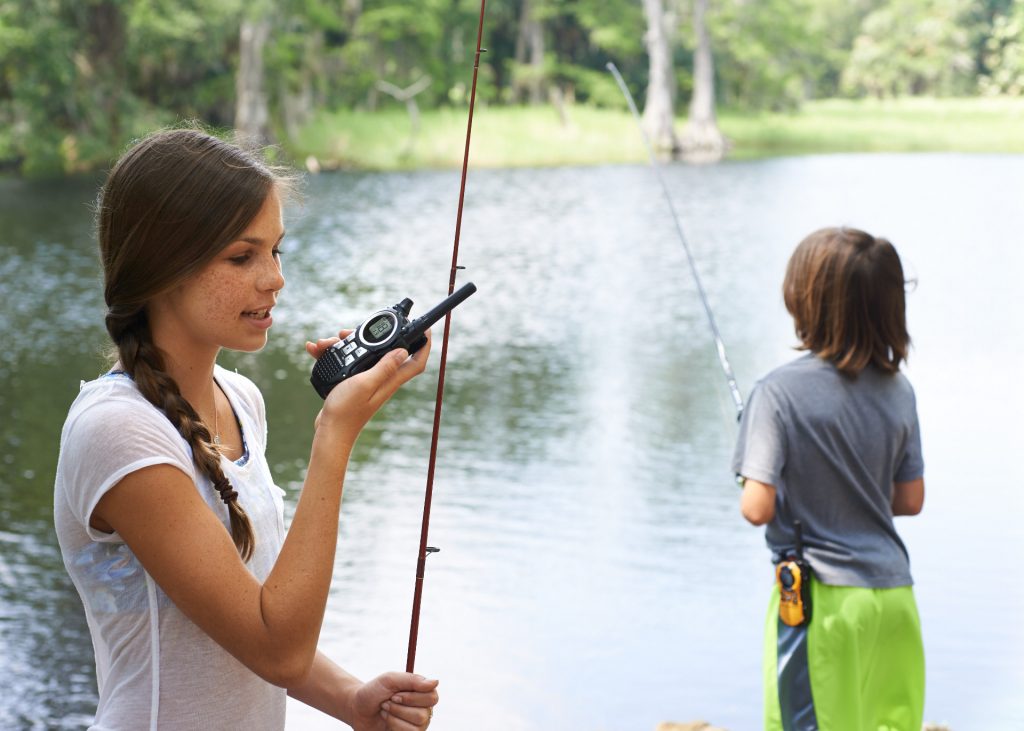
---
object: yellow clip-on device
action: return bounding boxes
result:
[776,520,813,627]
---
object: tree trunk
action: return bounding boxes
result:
[375,76,431,155]
[527,13,544,105]
[641,0,680,156]
[514,0,545,104]
[83,1,126,149]
[281,31,322,143]
[548,85,570,128]
[343,0,362,28]
[680,0,727,162]
[235,17,271,143]
[280,76,314,144]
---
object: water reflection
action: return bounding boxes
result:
[1,155,1022,730]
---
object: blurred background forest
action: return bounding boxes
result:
[2,0,1024,176]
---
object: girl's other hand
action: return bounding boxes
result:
[304,329,431,440]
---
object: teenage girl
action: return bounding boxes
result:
[732,227,926,731]
[54,129,439,730]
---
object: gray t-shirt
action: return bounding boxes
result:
[732,353,924,588]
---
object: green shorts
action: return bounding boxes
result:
[763,578,925,731]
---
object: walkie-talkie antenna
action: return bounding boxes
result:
[409,283,477,333]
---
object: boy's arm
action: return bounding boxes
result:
[892,478,925,516]
[740,478,776,525]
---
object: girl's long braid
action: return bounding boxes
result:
[96,128,294,562]
[107,305,255,562]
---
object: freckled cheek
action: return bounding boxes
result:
[191,274,247,321]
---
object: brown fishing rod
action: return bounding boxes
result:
[406,0,488,673]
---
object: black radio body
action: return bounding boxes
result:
[311,282,477,399]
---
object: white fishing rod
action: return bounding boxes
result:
[606,61,745,420]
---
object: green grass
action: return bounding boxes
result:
[289,105,648,170]
[288,97,1024,171]
[720,97,1024,158]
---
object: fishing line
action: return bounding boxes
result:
[606,61,745,420]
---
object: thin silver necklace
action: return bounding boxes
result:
[212,388,221,445]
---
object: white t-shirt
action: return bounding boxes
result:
[54,365,288,730]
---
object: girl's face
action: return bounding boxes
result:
[150,188,286,360]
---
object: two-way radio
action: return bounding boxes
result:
[776,519,813,627]
[311,282,477,399]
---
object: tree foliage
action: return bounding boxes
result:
[979,0,1024,94]
[842,0,978,96]
[0,0,243,175]
[709,0,829,110]
[0,0,1020,175]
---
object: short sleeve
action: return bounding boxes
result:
[894,392,924,482]
[731,380,788,487]
[59,396,195,542]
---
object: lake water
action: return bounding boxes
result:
[1,153,1022,730]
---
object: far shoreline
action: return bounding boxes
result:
[289,97,1024,172]
[3,97,1022,179]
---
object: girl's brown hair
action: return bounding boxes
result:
[783,226,910,377]
[98,127,293,561]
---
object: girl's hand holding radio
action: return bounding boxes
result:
[304,328,431,442]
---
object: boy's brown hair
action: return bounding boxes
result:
[783,226,910,376]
